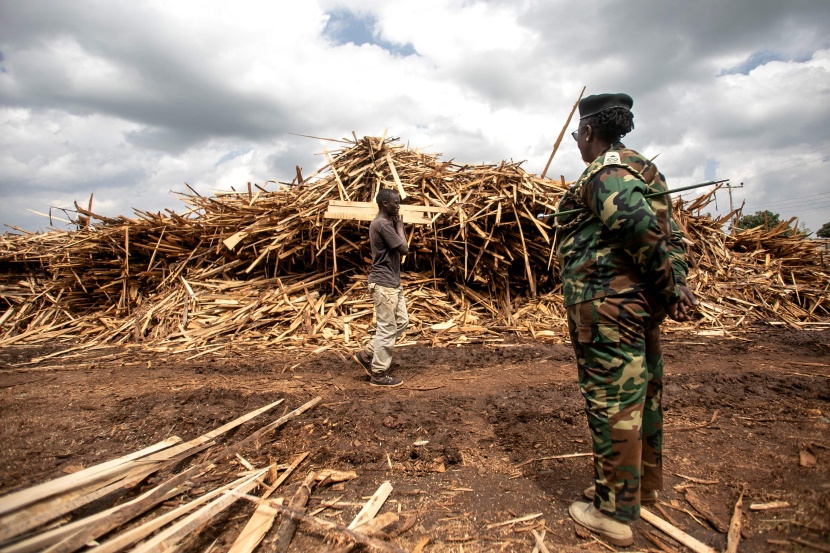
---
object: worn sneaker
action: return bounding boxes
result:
[369,375,403,387]
[568,501,633,547]
[352,351,372,377]
[583,485,658,505]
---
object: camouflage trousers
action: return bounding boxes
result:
[567,291,665,522]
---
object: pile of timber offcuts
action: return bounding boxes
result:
[0,395,418,553]
[1,135,829,356]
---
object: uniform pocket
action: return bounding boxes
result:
[578,323,620,345]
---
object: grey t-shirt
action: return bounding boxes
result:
[368,217,405,288]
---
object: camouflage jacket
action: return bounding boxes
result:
[554,143,688,308]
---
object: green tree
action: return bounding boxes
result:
[818,221,830,238]
[737,210,781,231]
[736,210,810,237]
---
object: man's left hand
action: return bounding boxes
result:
[668,285,697,322]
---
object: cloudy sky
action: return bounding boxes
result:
[2,0,829,235]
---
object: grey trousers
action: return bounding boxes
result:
[363,283,409,375]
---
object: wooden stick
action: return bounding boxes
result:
[142,398,285,462]
[485,512,543,529]
[320,512,400,553]
[348,481,393,530]
[41,463,207,553]
[385,153,408,200]
[208,397,321,464]
[130,469,267,553]
[323,147,350,201]
[271,471,317,553]
[793,538,830,552]
[227,497,284,553]
[0,436,181,517]
[684,488,728,533]
[654,503,681,529]
[670,410,719,432]
[725,488,745,553]
[232,495,407,553]
[2,485,182,553]
[266,451,310,496]
[514,452,591,468]
[0,453,176,543]
[541,85,585,178]
[675,473,719,485]
[640,508,718,553]
[644,530,682,553]
[749,500,790,511]
[88,477,259,553]
[531,529,551,553]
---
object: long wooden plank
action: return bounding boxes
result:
[3,481,183,553]
[640,508,718,553]
[324,202,444,226]
[139,397,285,463]
[328,201,448,213]
[384,154,408,200]
[227,500,282,553]
[0,437,181,517]
[88,476,264,553]
[131,469,266,553]
[324,211,431,225]
[0,461,164,543]
[40,464,206,553]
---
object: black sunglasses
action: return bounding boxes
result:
[571,125,587,141]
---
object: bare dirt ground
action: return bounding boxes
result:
[0,326,828,552]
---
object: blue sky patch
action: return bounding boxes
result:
[704,157,719,181]
[215,147,253,167]
[718,50,812,76]
[323,9,416,57]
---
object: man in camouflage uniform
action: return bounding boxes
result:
[554,93,696,546]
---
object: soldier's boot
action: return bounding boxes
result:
[568,501,633,547]
[583,485,658,505]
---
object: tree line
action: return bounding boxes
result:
[736,210,830,238]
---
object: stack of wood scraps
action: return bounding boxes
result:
[1,135,828,357]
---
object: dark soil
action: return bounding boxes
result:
[0,327,828,552]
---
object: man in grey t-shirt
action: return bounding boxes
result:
[352,189,409,387]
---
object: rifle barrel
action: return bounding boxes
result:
[537,179,729,220]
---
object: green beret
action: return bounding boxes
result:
[578,93,634,119]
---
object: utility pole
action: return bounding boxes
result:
[727,183,735,214]
[727,182,744,234]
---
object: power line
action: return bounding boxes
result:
[743,199,830,212]
[745,191,830,203]
[739,144,830,181]
[743,201,830,213]
[783,203,830,213]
